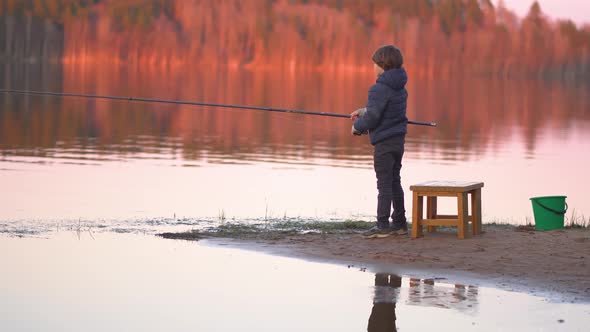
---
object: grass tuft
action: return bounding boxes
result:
[157,219,374,241]
[157,214,589,242]
[566,209,589,229]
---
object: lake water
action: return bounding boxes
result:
[1,232,589,332]
[1,63,589,229]
[1,63,590,330]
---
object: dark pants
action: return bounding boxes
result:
[373,134,406,227]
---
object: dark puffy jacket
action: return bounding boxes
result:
[353,68,408,145]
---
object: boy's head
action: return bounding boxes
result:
[372,45,403,72]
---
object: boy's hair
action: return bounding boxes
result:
[372,45,403,71]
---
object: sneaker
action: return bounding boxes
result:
[389,223,408,236]
[363,225,392,238]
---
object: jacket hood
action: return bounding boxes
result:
[376,67,407,91]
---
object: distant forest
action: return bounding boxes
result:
[1,0,589,79]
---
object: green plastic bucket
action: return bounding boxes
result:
[530,196,568,230]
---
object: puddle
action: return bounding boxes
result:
[0,232,588,331]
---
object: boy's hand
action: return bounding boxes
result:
[350,107,367,121]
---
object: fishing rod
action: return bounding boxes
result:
[0,89,437,127]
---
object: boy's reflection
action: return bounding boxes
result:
[368,273,401,332]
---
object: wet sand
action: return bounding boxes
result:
[204,226,590,302]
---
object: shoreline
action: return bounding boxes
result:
[163,225,590,303]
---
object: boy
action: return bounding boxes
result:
[351,45,408,238]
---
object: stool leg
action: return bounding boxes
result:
[471,189,482,235]
[457,192,469,239]
[426,196,437,233]
[412,192,423,239]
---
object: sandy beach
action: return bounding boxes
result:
[182,226,590,303]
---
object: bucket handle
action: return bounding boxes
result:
[535,201,568,215]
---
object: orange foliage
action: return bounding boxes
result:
[1,0,589,78]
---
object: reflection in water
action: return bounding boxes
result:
[1,63,590,222]
[368,274,481,331]
[408,278,479,314]
[2,64,589,164]
[368,274,402,332]
[0,233,587,331]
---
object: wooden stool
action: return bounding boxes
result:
[410,181,484,239]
